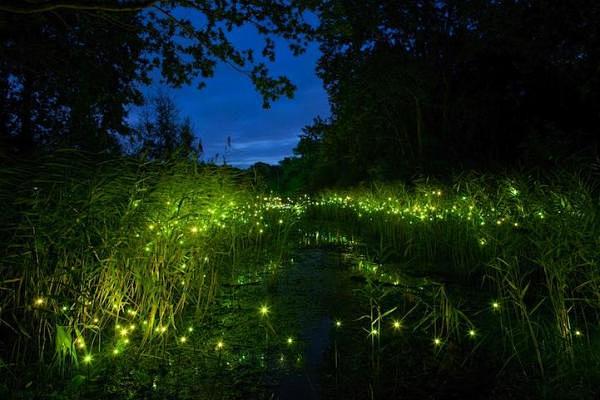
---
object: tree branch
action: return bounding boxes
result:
[0,0,157,14]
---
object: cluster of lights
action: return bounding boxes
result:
[23,186,588,377]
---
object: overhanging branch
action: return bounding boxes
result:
[0,0,157,14]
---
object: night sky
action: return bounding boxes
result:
[143,25,330,168]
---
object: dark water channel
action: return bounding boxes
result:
[272,250,353,400]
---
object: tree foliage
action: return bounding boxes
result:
[0,0,314,155]
[293,0,600,186]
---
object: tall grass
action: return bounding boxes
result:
[0,150,296,375]
[302,171,600,383]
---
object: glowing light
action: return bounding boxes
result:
[392,320,402,330]
[187,327,194,333]
[190,226,198,233]
[259,304,270,317]
[574,330,582,336]
[286,337,294,345]
[433,338,442,346]
[83,354,93,364]
[113,348,120,355]
[215,340,224,350]
[468,329,476,338]
[179,336,187,343]
[492,301,500,310]
[155,326,167,334]
[335,320,342,328]
[34,297,45,306]
[371,329,379,336]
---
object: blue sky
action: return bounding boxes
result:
[142,23,330,168]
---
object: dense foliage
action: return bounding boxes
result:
[288,0,600,187]
[0,0,314,155]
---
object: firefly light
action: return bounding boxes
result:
[259,304,270,316]
[83,354,93,364]
[392,320,402,330]
[287,337,294,345]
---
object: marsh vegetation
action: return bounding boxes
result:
[1,153,598,399]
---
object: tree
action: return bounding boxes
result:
[298,0,600,186]
[0,10,147,154]
[0,0,315,154]
[136,93,201,159]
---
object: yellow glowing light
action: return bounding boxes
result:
[179,336,187,343]
[259,304,270,316]
[287,337,294,345]
[335,320,342,328]
[371,329,378,336]
[190,226,198,233]
[392,320,402,330]
[83,354,93,364]
[34,297,45,306]
[113,348,120,355]
[468,329,476,337]
[433,338,442,346]
[492,302,500,310]
[574,330,582,336]
[216,340,224,350]
[187,327,194,333]
[155,326,167,334]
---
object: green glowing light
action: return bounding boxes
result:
[83,354,93,364]
[286,337,294,345]
[259,304,270,316]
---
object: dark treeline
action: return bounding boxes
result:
[1,1,600,191]
[280,0,600,190]
[0,0,312,158]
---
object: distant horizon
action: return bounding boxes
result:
[137,23,330,169]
